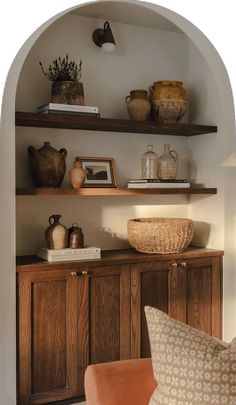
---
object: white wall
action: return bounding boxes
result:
[15,13,189,255]
[1,2,236,405]
[187,40,225,248]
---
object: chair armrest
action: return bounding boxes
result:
[84,358,157,405]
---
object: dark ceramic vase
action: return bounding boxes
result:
[51,81,85,105]
[28,141,67,187]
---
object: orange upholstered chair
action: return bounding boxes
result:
[84,358,157,405]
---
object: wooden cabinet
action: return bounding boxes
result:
[17,262,131,405]
[130,255,222,359]
[17,247,223,405]
[17,269,78,404]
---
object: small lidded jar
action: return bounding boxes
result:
[68,223,84,249]
[141,145,158,179]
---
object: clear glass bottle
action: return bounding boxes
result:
[141,145,158,179]
[158,143,178,180]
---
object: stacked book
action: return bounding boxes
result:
[127,179,190,188]
[37,246,101,262]
[37,103,100,117]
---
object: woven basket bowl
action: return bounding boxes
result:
[127,217,193,254]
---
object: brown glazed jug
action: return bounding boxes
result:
[149,81,187,124]
[28,141,67,187]
[68,223,84,249]
[45,214,68,249]
[125,90,151,121]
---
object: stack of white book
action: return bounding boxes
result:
[37,246,101,262]
[127,179,190,188]
[37,103,100,117]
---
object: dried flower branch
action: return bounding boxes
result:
[39,54,82,81]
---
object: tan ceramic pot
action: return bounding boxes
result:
[69,157,86,189]
[149,81,187,124]
[125,90,151,121]
[45,214,68,249]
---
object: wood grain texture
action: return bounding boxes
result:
[187,260,212,335]
[82,265,131,366]
[16,187,217,196]
[32,280,67,393]
[77,269,89,395]
[141,269,169,358]
[17,270,78,404]
[211,256,223,339]
[89,274,120,363]
[119,265,131,360]
[169,263,187,322]
[131,261,170,358]
[17,250,223,404]
[15,111,217,136]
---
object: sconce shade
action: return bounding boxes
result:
[93,21,116,52]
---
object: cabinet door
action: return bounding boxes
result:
[77,264,131,391]
[17,269,78,405]
[185,256,222,338]
[130,256,222,358]
[131,260,176,359]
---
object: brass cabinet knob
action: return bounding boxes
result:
[172,262,178,269]
[70,270,89,277]
[181,261,187,268]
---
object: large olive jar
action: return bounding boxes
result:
[149,80,187,124]
[28,141,67,187]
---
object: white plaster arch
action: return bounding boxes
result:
[0,2,235,404]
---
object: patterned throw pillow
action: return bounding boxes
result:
[145,306,236,405]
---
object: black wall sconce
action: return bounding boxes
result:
[92,21,116,53]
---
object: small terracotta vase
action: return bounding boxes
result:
[125,90,151,121]
[45,214,68,250]
[149,81,187,124]
[28,141,67,187]
[69,157,86,189]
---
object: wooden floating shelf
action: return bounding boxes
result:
[15,112,217,136]
[16,187,217,196]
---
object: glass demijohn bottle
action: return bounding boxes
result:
[158,143,178,180]
[141,145,158,179]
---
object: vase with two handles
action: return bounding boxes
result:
[125,89,151,121]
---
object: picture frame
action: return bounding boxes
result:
[78,157,117,187]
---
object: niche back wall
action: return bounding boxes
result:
[16,13,190,255]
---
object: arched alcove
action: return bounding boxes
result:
[0,2,235,404]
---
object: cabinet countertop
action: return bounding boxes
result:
[16,246,224,272]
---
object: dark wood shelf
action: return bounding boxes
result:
[16,187,217,196]
[15,111,217,136]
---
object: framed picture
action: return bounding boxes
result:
[78,157,117,187]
